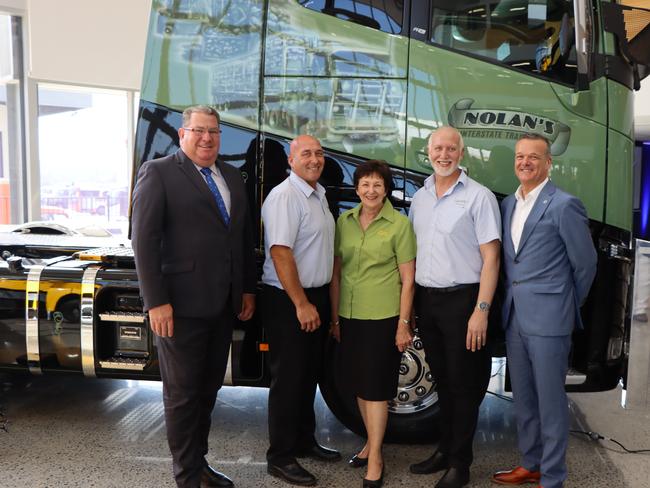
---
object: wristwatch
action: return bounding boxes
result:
[477,301,490,312]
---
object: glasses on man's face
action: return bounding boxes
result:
[183,127,221,137]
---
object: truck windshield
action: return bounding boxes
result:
[431,0,578,85]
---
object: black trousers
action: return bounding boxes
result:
[263,284,330,464]
[155,309,234,488]
[415,284,491,470]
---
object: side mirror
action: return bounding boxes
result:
[573,0,593,91]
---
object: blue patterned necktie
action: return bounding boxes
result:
[200,167,230,226]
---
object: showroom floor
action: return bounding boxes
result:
[0,362,648,488]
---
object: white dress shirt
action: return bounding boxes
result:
[510,178,549,253]
[194,162,231,215]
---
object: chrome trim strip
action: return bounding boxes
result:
[25,265,46,375]
[80,265,101,377]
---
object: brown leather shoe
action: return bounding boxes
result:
[491,466,541,485]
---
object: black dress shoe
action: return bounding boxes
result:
[435,467,469,488]
[348,453,368,468]
[267,461,317,486]
[296,444,342,462]
[409,450,448,474]
[201,465,234,487]
[362,465,384,488]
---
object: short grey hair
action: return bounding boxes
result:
[182,105,221,126]
[428,126,465,152]
[517,133,551,155]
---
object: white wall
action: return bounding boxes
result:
[0,0,25,14]
[636,77,650,141]
[27,0,150,90]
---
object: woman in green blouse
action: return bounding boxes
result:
[330,160,416,488]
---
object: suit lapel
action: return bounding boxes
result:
[516,181,556,255]
[502,196,516,256]
[175,150,225,225]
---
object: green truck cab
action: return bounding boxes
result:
[1,0,648,441]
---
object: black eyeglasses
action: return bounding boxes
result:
[183,127,222,137]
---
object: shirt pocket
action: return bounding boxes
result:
[372,233,395,264]
[438,204,468,235]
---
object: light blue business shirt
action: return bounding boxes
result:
[262,171,335,289]
[409,171,501,288]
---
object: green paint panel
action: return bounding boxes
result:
[140,0,264,130]
[139,0,634,230]
[606,129,633,231]
[261,0,408,165]
[265,0,408,78]
[608,79,635,140]
[262,76,406,164]
[551,78,608,127]
[406,40,607,222]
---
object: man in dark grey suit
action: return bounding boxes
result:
[492,134,596,488]
[131,105,256,488]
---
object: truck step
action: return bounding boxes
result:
[99,357,147,371]
[99,312,146,323]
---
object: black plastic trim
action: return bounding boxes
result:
[593,53,635,90]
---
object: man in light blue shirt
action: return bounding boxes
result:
[408,127,501,488]
[261,135,340,486]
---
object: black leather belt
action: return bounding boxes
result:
[263,284,328,292]
[419,283,479,294]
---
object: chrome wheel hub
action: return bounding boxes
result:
[389,333,438,415]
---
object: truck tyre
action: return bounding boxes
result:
[319,333,440,444]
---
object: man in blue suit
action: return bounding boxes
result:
[492,134,596,488]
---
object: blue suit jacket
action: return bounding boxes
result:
[501,181,597,336]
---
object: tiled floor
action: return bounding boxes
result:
[0,366,645,488]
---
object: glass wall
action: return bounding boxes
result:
[0,13,25,225]
[37,84,135,236]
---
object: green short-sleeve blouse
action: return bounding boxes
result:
[335,199,416,320]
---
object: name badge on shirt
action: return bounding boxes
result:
[454,199,466,208]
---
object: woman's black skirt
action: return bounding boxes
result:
[339,316,401,401]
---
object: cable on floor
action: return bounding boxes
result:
[570,430,650,454]
[484,392,650,454]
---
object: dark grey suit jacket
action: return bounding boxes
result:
[131,149,256,318]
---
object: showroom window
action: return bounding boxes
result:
[298,0,404,34]
[430,0,578,85]
[37,84,137,236]
[0,13,26,225]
